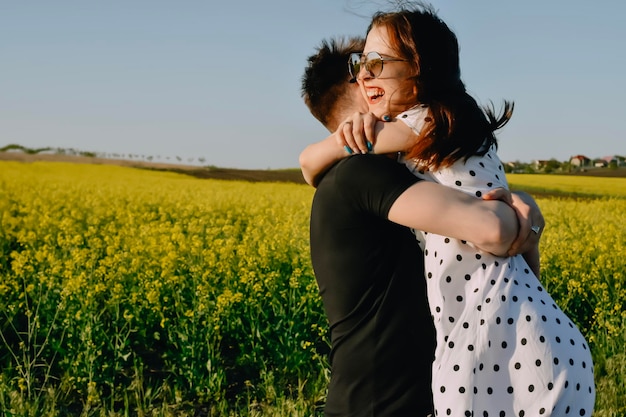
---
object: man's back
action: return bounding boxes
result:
[310,154,435,417]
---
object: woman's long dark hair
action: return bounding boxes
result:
[369,5,513,170]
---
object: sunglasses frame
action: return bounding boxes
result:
[348,51,408,80]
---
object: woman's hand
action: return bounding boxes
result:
[336,112,379,155]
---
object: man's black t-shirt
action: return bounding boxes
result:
[310,154,435,417]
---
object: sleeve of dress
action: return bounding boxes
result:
[429,146,509,198]
[396,104,430,135]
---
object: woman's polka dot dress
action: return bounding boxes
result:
[402,137,595,416]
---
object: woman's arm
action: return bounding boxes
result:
[388,181,519,256]
[299,113,417,187]
[299,135,347,187]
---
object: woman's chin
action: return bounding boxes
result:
[367,101,387,116]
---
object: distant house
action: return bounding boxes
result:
[532,160,550,170]
[600,155,625,166]
[503,161,527,174]
[570,155,591,167]
[594,159,608,168]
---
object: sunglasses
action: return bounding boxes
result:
[348,51,408,80]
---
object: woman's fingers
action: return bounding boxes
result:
[482,187,513,205]
[336,113,378,154]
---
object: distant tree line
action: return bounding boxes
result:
[1,143,622,173]
[505,156,626,174]
[0,144,207,166]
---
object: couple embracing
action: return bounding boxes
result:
[299,4,595,417]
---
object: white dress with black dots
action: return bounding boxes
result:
[398,106,596,417]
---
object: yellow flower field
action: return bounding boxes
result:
[0,162,624,415]
[508,173,626,198]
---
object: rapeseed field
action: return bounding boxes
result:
[1,162,624,416]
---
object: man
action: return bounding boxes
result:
[300,38,542,416]
[301,37,368,132]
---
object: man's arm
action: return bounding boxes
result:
[388,181,519,256]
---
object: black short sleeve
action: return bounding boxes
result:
[330,154,420,218]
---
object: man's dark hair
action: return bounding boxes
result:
[301,37,365,129]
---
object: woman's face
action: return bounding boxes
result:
[358,24,417,118]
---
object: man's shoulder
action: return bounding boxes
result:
[333,154,407,178]
[318,154,419,198]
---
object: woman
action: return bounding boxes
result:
[300,5,595,417]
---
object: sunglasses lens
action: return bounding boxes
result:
[348,53,361,78]
[348,52,386,79]
[366,56,383,78]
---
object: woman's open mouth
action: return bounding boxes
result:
[366,87,385,104]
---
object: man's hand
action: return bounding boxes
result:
[482,189,543,277]
[507,191,544,256]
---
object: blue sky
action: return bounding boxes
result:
[2,0,624,169]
